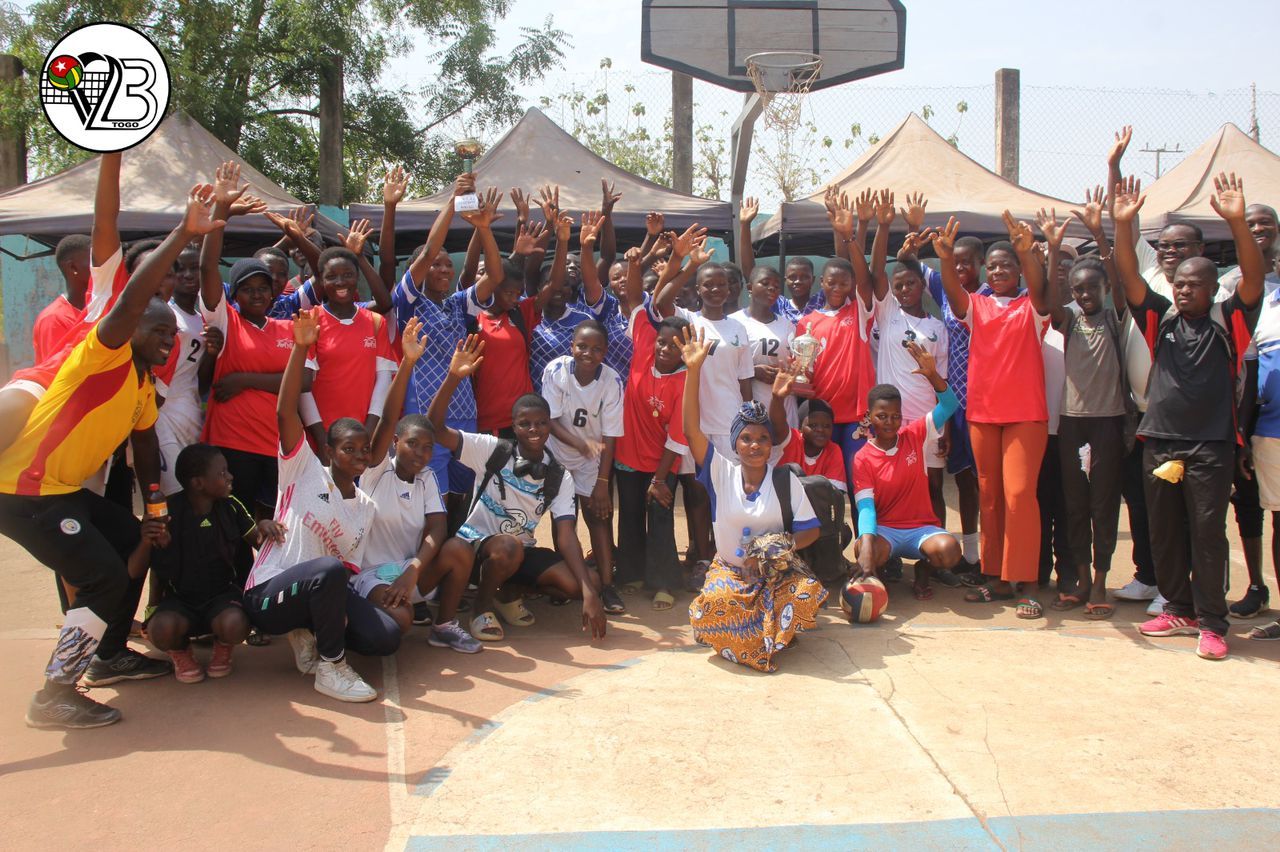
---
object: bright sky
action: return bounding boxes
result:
[406,0,1278,205]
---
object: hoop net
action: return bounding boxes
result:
[745,52,823,131]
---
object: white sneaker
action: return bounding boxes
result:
[1114,579,1160,601]
[1147,594,1168,617]
[314,659,377,703]
[287,629,318,675]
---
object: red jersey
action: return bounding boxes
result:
[311,307,396,427]
[799,300,876,423]
[778,428,847,491]
[964,293,1049,424]
[201,298,311,457]
[474,299,538,432]
[853,417,940,529]
[32,296,82,364]
[616,306,687,472]
[10,249,129,395]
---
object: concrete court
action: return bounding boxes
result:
[2,488,1280,851]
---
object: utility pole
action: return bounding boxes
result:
[671,72,693,193]
[1140,143,1182,179]
[0,55,26,190]
[994,68,1020,182]
[318,55,344,206]
[1250,82,1260,142]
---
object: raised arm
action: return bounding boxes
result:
[739,196,759,276]
[1110,176,1151,310]
[1034,208,1070,327]
[370,318,425,461]
[460,187,506,303]
[1003,211,1048,316]
[653,224,707,317]
[679,325,712,465]
[854,188,875,262]
[1211,172,1265,309]
[200,161,248,311]
[769,365,796,444]
[379,165,409,290]
[407,174,471,287]
[91,152,121,266]
[1069,186,1124,317]
[1107,126,1133,229]
[277,308,320,454]
[99,186,223,350]
[623,246,645,310]
[579,211,606,308]
[341,219,392,312]
[459,229,481,290]
[640,212,663,264]
[599,179,621,273]
[930,217,970,319]
[829,193,856,265]
[427,335,485,453]
[868,190,895,306]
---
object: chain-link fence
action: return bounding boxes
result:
[534,64,1279,208]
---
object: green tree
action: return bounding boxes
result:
[0,0,568,202]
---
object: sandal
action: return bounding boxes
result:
[652,590,675,611]
[246,629,272,646]
[912,583,934,601]
[1247,619,1280,640]
[493,598,536,627]
[965,585,1015,603]
[1015,597,1044,619]
[470,612,504,641]
[686,560,711,593]
[1051,593,1084,612]
[620,580,645,595]
[601,585,627,615]
[1084,602,1115,620]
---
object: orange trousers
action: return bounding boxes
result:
[970,421,1048,583]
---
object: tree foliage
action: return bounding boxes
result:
[0,0,568,202]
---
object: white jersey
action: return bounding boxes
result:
[731,308,798,428]
[455,431,577,546]
[247,438,376,588]
[872,294,949,423]
[359,451,446,570]
[672,306,755,436]
[542,356,625,471]
[156,301,205,432]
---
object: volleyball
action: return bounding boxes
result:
[841,575,888,623]
[47,55,82,90]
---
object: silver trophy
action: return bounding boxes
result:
[790,322,821,391]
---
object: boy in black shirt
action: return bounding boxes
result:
[1113,172,1266,660]
[131,444,284,682]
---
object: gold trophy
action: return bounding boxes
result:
[789,322,821,398]
[454,137,483,212]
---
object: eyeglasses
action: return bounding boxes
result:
[1155,240,1200,251]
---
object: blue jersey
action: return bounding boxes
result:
[391,272,490,422]
[530,304,594,394]
[584,292,638,385]
[775,291,826,324]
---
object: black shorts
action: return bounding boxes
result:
[217,446,278,513]
[472,537,564,585]
[148,591,244,636]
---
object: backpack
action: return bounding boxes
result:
[773,463,852,584]
[470,439,565,515]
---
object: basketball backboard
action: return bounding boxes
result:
[641,0,906,93]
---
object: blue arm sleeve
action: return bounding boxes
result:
[929,385,959,430]
[923,262,944,307]
[856,497,877,537]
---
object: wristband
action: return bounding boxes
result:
[596,476,609,483]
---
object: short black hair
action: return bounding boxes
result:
[955,236,985,256]
[785,256,814,273]
[749,263,781,284]
[798,399,833,423]
[255,246,289,266]
[395,413,434,438]
[657,315,691,336]
[573,318,608,341]
[317,246,359,277]
[512,393,551,418]
[327,417,368,445]
[55,234,91,268]
[124,239,163,273]
[867,383,902,408]
[721,260,744,285]
[696,262,726,282]
[1161,221,1204,242]
[1069,256,1107,284]
[985,241,1019,265]
[891,259,925,282]
[174,443,223,490]
[822,257,855,278]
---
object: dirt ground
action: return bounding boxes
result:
[2,481,1279,850]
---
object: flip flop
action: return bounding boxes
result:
[912,583,934,601]
[965,585,1016,603]
[652,590,675,611]
[470,612,504,641]
[620,580,645,596]
[1015,597,1044,619]
[493,598,536,627]
[1051,593,1085,612]
[1247,620,1280,640]
[1084,602,1115,620]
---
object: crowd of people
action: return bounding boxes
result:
[3,125,1278,728]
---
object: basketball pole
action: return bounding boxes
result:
[729,92,762,265]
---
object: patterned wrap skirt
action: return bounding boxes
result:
[689,558,828,673]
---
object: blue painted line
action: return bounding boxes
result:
[464,720,501,744]
[599,657,645,671]
[404,808,1280,850]
[523,683,567,704]
[411,766,451,797]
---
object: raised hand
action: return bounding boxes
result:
[678,325,712,369]
[672,223,707,257]
[930,216,960,260]
[741,195,760,224]
[1108,125,1133,168]
[201,325,224,358]
[771,360,797,397]
[1034,208,1067,250]
[645,210,664,236]
[454,172,476,198]
[905,340,938,378]
[287,205,316,238]
[383,165,409,205]
[229,193,268,218]
[342,218,372,254]
[401,316,427,363]
[687,236,712,266]
[513,221,545,255]
[624,246,643,266]
[580,210,605,245]
[601,179,622,214]
[448,334,486,379]
[460,187,504,228]
[1209,171,1247,221]
[1111,175,1145,223]
[292,307,321,346]
[823,185,840,216]
[855,188,876,223]
[537,184,561,223]
[653,230,673,259]
[899,191,928,231]
[212,161,248,208]
[510,187,530,221]
[897,229,935,259]
[1070,186,1107,235]
[554,212,573,243]
[184,184,225,235]
[1002,210,1036,253]
[874,189,896,226]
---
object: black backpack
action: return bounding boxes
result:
[465,305,529,343]
[470,439,565,515]
[773,462,852,584]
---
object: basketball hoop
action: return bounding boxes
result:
[745,51,823,130]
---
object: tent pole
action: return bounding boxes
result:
[729,94,762,264]
[779,230,788,274]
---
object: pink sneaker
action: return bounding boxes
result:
[206,642,235,678]
[1138,612,1200,637]
[1196,631,1228,660]
[168,648,205,683]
